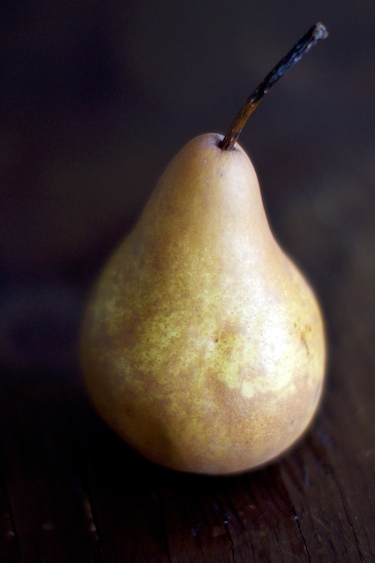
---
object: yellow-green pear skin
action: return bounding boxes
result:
[80,133,326,475]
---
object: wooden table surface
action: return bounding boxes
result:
[1,3,375,561]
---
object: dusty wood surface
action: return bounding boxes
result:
[1,2,375,561]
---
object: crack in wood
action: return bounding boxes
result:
[223,519,237,563]
[311,423,371,560]
[79,489,106,562]
[291,507,312,563]
[329,471,365,561]
[212,498,238,562]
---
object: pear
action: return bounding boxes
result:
[80,24,328,475]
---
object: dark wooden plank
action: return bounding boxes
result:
[73,400,172,563]
[0,375,104,562]
[76,405,311,563]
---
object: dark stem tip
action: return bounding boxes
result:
[219,22,329,151]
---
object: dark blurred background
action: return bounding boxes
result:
[0,1,374,378]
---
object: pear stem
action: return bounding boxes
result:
[219,22,329,151]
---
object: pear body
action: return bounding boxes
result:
[80,133,325,475]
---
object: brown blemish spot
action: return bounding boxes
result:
[300,333,309,355]
[297,323,312,355]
